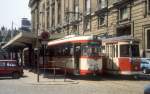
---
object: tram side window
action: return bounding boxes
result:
[62,47,72,56]
[116,45,118,57]
[0,62,5,67]
[113,45,115,58]
[82,46,89,56]
[120,45,130,57]
[92,46,100,56]
[109,45,113,57]
[106,45,109,56]
[101,46,105,54]
[51,46,73,57]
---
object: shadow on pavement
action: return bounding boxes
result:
[0,77,13,80]
[25,69,150,81]
[0,75,28,80]
[100,74,150,81]
[22,75,28,78]
[66,74,102,81]
[66,73,150,81]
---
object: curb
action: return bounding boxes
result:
[25,80,79,85]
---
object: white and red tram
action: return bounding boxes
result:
[47,35,103,75]
[102,36,141,75]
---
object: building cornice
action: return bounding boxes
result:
[28,0,39,8]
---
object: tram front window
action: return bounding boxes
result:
[120,45,130,57]
[120,44,139,57]
[82,45,101,57]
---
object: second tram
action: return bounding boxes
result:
[102,36,141,75]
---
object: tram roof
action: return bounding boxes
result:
[102,36,139,43]
[48,35,100,46]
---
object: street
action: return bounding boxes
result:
[0,70,149,94]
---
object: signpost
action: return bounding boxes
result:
[40,31,50,76]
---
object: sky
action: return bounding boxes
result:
[0,0,31,29]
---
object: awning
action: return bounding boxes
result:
[2,32,36,49]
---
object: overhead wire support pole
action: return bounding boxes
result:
[10,21,14,60]
[11,21,14,39]
[36,0,40,83]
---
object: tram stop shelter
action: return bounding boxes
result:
[1,32,36,67]
[2,32,36,50]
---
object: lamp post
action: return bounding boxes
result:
[41,31,50,75]
[36,0,40,83]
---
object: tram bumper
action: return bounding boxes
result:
[120,71,141,75]
[117,71,141,79]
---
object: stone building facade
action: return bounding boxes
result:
[29,0,150,57]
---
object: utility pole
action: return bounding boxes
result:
[36,1,40,83]
[11,21,14,39]
[10,21,14,60]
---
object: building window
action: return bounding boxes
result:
[71,25,78,34]
[47,11,50,29]
[116,25,131,36]
[146,29,150,49]
[65,8,69,22]
[46,1,50,29]
[57,0,61,24]
[42,3,45,29]
[84,0,91,15]
[75,5,79,20]
[148,0,150,14]
[119,6,129,21]
[73,25,78,31]
[98,13,107,28]
[51,1,55,27]
[73,0,79,20]
[98,0,107,9]
[84,18,91,31]
[120,44,130,57]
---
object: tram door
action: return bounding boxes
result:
[74,44,81,74]
[106,44,115,70]
[107,44,119,71]
[107,45,113,70]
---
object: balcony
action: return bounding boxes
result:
[49,26,55,33]
[55,24,62,32]
[113,0,131,7]
[49,32,66,40]
[63,11,82,27]
[95,7,108,15]
[28,0,34,6]
[69,13,81,25]
[62,19,70,28]
[83,10,91,17]
[49,26,66,40]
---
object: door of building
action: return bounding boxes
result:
[145,29,150,58]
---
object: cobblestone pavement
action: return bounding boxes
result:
[0,70,149,94]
